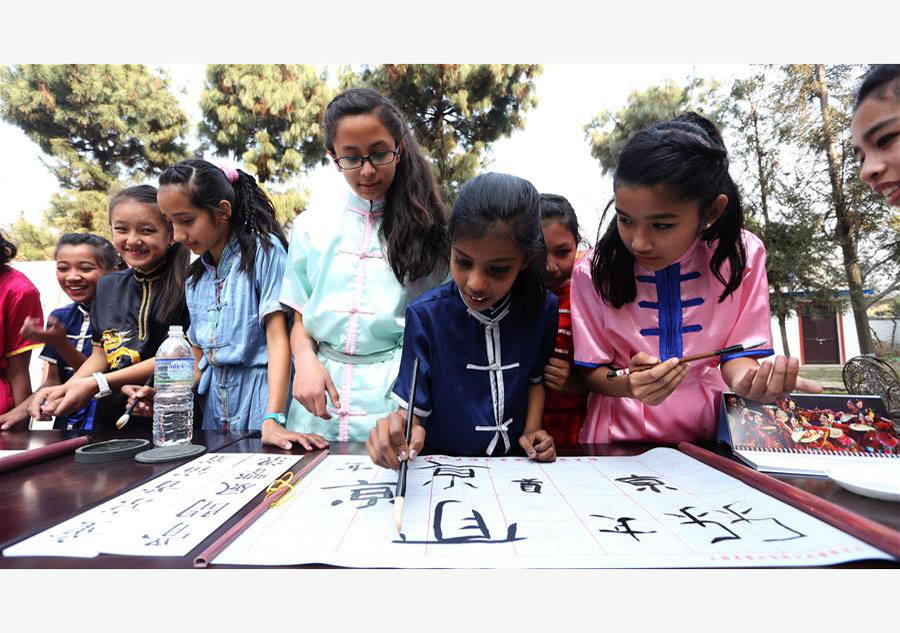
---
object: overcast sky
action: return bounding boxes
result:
[0,63,754,245]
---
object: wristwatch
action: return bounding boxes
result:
[262,412,286,426]
[92,372,112,399]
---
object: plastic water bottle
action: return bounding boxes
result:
[153,325,194,446]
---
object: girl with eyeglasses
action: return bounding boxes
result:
[278,87,449,443]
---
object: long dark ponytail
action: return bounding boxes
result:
[158,159,288,286]
[324,87,449,284]
[591,112,746,308]
[108,185,190,326]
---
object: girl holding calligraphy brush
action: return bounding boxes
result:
[367,173,559,468]
[571,112,821,443]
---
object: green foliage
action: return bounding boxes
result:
[7,189,113,261]
[349,64,541,203]
[44,190,112,237]
[725,69,843,329]
[584,78,724,174]
[0,64,188,191]
[268,188,310,229]
[199,65,332,183]
[8,213,56,261]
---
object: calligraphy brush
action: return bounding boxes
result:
[606,339,768,380]
[115,374,154,429]
[393,357,419,534]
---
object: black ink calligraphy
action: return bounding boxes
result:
[591,514,657,542]
[323,480,395,508]
[616,474,677,493]
[512,478,543,493]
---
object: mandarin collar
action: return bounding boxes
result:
[346,190,386,215]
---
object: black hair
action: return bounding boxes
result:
[108,184,190,326]
[539,193,582,246]
[591,112,747,308]
[0,231,16,266]
[324,87,449,284]
[854,64,900,110]
[448,172,546,315]
[158,159,288,286]
[55,233,119,271]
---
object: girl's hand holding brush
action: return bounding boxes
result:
[624,352,689,406]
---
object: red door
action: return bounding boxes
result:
[800,308,840,364]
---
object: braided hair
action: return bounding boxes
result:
[158,159,288,286]
[591,111,747,308]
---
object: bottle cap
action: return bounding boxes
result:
[168,325,184,336]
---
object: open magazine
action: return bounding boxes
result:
[718,393,899,477]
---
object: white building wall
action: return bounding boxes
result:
[770,305,862,365]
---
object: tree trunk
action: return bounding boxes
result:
[778,313,791,359]
[812,64,875,355]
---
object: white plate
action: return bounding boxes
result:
[826,467,900,502]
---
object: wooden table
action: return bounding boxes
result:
[0,433,896,568]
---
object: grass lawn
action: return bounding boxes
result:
[798,358,900,395]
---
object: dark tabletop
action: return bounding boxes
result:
[0,433,896,568]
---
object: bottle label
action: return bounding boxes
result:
[155,357,194,386]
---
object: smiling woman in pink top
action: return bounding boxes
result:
[571,112,822,444]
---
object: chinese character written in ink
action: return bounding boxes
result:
[176,465,211,477]
[52,521,97,543]
[256,456,291,467]
[176,499,230,519]
[665,506,741,544]
[416,458,489,490]
[394,500,524,544]
[718,502,806,542]
[103,497,153,515]
[512,478,543,493]
[323,480,395,508]
[590,514,657,542]
[141,479,180,494]
[205,455,227,464]
[616,474,677,493]
[235,468,270,481]
[143,522,191,547]
[337,462,372,473]
[216,482,255,496]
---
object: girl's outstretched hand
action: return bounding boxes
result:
[261,418,329,451]
[732,355,823,403]
[292,352,341,419]
[48,377,97,417]
[519,430,556,462]
[366,410,426,471]
[121,384,156,418]
[20,316,66,348]
[626,352,689,406]
[29,385,66,420]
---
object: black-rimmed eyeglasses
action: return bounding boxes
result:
[332,148,400,170]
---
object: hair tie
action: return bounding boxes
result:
[218,165,239,184]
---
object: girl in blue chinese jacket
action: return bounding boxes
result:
[367,172,559,468]
[0,233,119,431]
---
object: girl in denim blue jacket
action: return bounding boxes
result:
[150,159,328,450]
